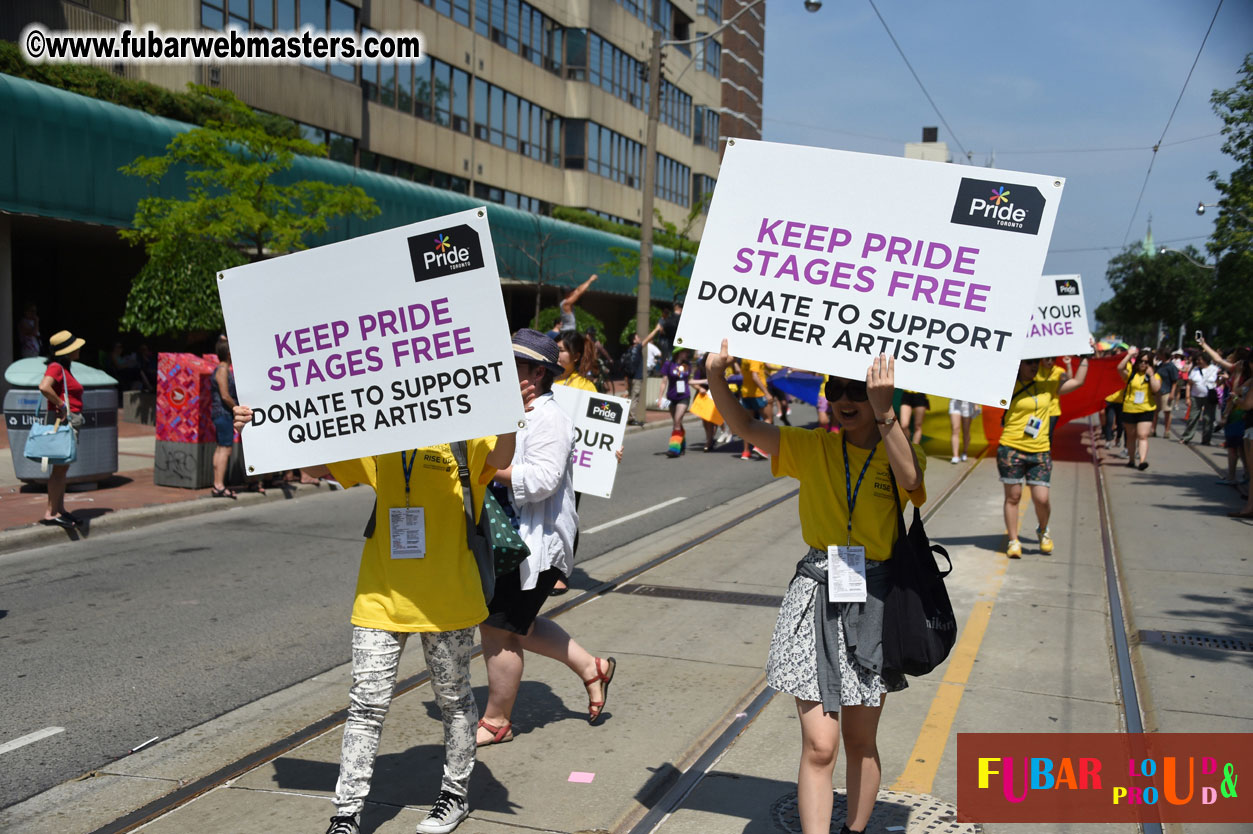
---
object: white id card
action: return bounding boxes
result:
[1024,415,1043,438]
[389,507,426,559]
[827,545,867,603]
[676,380,686,395]
[1134,390,1146,405]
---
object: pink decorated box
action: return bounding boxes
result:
[156,353,216,443]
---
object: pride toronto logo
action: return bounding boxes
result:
[950,177,1046,235]
[586,398,623,424]
[407,224,484,282]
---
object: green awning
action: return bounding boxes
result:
[0,72,683,299]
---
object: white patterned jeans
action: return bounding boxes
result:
[333,625,478,815]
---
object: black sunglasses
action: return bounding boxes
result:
[825,378,869,402]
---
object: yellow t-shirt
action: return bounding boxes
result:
[772,426,928,561]
[1001,374,1061,454]
[555,373,598,392]
[740,359,767,398]
[327,439,497,632]
[1036,364,1065,416]
[1121,366,1160,414]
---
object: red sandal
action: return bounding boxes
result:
[582,657,616,724]
[476,718,513,746]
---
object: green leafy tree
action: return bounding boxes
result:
[601,195,710,299]
[1205,53,1253,344]
[118,85,379,336]
[1096,246,1212,346]
[534,306,607,343]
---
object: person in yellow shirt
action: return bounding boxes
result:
[1036,357,1068,439]
[998,356,1089,558]
[233,385,530,834]
[706,341,925,834]
[1117,346,1162,470]
[736,356,774,460]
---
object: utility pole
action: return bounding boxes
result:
[634,27,663,424]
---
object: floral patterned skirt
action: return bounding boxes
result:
[765,551,907,708]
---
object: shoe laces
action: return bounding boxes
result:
[326,815,358,834]
[428,791,465,821]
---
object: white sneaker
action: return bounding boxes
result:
[416,791,468,834]
[961,454,968,461]
[950,456,960,464]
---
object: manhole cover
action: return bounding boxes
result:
[769,789,981,833]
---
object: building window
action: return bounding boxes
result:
[474,182,548,214]
[695,35,721,77]
[566,121,642,187]
[693,105,719,150]
[299,123,357,164]
[474,79,562,165]
[476,0,561,73]
[696,0,721,24]
[659,79,691,136]
[656,153,690,206]
[205,0,360,79]
[693,173,716,210]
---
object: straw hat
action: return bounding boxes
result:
[512,328,563,373]
[50,330,85,357]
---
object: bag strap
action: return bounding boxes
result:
[1001,379,1036,427]
[450,440,482,552]
[887,464,952,577]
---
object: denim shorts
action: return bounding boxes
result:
[211,411,235,447]
[997,444,1052,486]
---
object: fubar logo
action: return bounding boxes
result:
[950,178,1045,235]
[1055,278,1080,296]
[586,398,623,424]
[407,224,485,282]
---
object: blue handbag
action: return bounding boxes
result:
[24,398,78,469]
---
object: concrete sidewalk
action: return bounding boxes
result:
[3,418,1248,834]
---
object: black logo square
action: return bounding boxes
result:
[407,224,485,282]
[950,178,1045,235]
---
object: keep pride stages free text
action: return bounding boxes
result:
[265,296,469,393]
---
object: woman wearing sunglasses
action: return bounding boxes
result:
[705,342,924,834]
[1116,347,1162,470]
[998,355,1089,558]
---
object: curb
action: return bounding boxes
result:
[0,484,329,557]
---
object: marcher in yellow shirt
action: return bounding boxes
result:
[736,357,773,460]
[706,340,924,834]
[998,357,1089,558]
[554,331,600,392]
[1036,358,1067,439]
[232,384,528,834]
[1116,346,1162,470]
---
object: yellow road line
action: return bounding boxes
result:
[890,501,1020,794]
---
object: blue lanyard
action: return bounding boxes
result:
[400,450,418,508]
[841,433,877,547]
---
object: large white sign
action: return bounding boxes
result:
[218,208,523,473]
[675,140,1065,406]
[1022,274,1090,358]
[549,386,628,499]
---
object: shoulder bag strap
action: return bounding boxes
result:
[450,440,481,551]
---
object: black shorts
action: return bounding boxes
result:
[1121,411,1155,425]
[482,566,564,634]
[901,391,930,409]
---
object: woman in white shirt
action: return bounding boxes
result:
[476,330,617,746]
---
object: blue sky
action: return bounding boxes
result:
[760,0,1252,325]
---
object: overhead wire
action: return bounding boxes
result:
[1120,0,1224,247]
[864,0,970,162]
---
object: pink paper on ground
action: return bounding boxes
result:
[568,771,595,783]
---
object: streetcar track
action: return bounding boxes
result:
[81,446,1000,834]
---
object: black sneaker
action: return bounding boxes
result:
[416,791,468,833]
[325,815,359,834]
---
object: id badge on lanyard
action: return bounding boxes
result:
[829,434,874,603]
[390,450,427,559]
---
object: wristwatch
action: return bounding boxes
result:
[875,413,897,427]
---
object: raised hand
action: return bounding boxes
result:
[706,339,731,378]
[233,405,253,433]
[865,353,896,418]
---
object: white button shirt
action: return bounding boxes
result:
[1189,364,1218,398]
[509,392,578,590]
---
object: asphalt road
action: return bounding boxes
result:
[0,410,799,810]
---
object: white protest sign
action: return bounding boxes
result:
[1022,274,1090,358]
[549,386,628,498]
[675,139,1065,406]
[218,208,522,472]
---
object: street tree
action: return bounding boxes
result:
[119,85,379,337]
[504,214,578,330]
[1205,52,1253,344]
[602,195,709,300]
[1096,245,1212,346]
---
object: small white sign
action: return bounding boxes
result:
[675,139,1065,407]
[549,386,628,499]
[1022,274,1090,358]
[217,208,523,473]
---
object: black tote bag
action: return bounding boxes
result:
[881,468,957,677]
